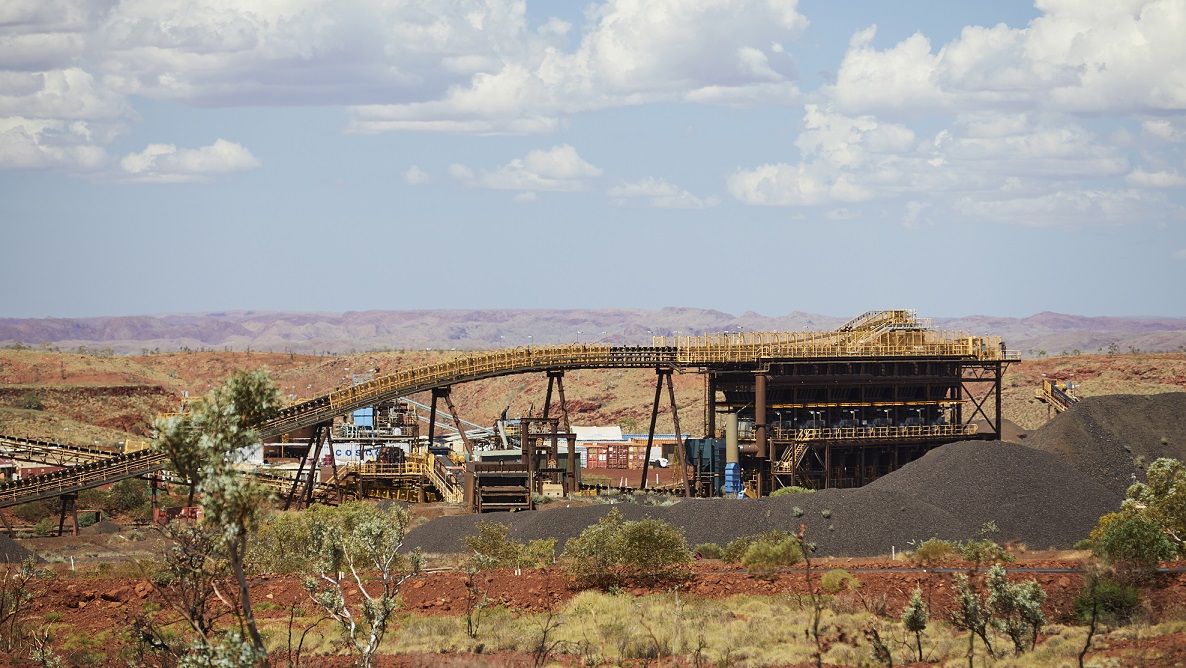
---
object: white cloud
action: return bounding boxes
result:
[450,144,602,193]
[829,1,1186,117]
[0,117,108,170]
[728,104,1142,222]
[118,139,260,183]
[346,0,809,133]
[1142,119,1186,142]
[1127,168,1186,188]
[607,177,719,209]
[728,105,914,206]
[403,165,430,185]
[1173,248,1186,260]
[952,188,1167,227]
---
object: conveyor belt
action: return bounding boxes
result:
[0,448,168,509]
[262,310,1016,441]
[0,435,116,468]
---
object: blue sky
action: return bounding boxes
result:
[1,0,1184,319]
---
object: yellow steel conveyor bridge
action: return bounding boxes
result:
[262,310,1014,440]
[0,311,1015,511]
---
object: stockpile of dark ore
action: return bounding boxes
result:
[405,394,1186,557]
[0,533,35,563]
[405,441,1116,557]
[80,520,123,535]
[1024,393,1186,497]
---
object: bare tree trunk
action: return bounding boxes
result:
[230,535,265,654]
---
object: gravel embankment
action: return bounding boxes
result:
[404,394,1183,557]
[1,533,36,563]
[405,440,1117,557]
[1023,393,1186,496]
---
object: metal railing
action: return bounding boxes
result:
[0,435,116,468]
[0,449,168,509]
[263,324,1012,441]
[771,423,979,474]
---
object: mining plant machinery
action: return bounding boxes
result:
[0,309,1017,514]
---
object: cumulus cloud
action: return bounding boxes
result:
[951,188,1167,227]
[346,0,808,133]
[403,165,430,185]
[726,101,1151,227]
[1142,119,1186,142]
[0,117,109,170]
[118,139,260,183]
[450,144,602,193]
[607,177,719,209]
[728,105,914,205]
[829,1,1186,117]
[1127,168,1186,188]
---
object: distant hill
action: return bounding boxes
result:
[2,309,1184,357]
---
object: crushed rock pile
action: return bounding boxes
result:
[1023,393,1186,497]
[80,520,123,535]
[0,533,35,564]
[405,440,1115,557]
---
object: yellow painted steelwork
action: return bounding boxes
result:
[263,310,1014,441]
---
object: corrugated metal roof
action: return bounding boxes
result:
[573,425,625,442]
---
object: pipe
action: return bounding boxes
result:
[726,413,739,464]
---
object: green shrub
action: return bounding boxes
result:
[1124,457,1186,557]
[986,563,1046,653]
[20,392,43,410]
[463,521,555,569]
[770,486,813,497]
[34,517,55,536]
[618,517,693,584]
[109,479,150,515]
[693,543,723,560]
[740,535,802,578]
[959,521,1013,564]
[909,538,959,566]
[561,509,691,589]
[13,500,52,524]
[1090,511,1177,577]
[961,537,1014,564]
[820,569,858,594]
[723,530,793,564]
[1074,575,1139,625]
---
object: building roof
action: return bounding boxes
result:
[573,425,625,442]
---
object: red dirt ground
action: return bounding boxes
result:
[10,558,1186,666]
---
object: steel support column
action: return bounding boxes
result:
[284,423,324,511]
[427,388,447,447]
[706,374,717,438]
[640,369,665,491]
[665,371,691,498]
[441,388,473,456]
[755,372,767,496]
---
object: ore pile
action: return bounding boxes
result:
[405,440,1115,557]
[0,533,35,564]
[80,520,123,535]
[1023,393,1186,497]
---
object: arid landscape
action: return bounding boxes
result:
[2,315,1185,667]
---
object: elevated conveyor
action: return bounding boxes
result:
[0,448,169,509]
[262,310,1015,441]
[1036,379,1079,413]
[0,435,117,468]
